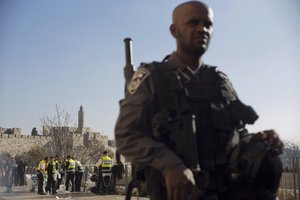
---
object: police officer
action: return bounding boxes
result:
[53,155,62,191]
[45,157,57,195]
[74,158,83,192]
[65,155,75,192]
[94,151,113,194]
[115,1,283,200]
[37,157,48,195]
[100,151,113,171]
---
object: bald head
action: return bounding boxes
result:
[172,1,213,25]
[170,1,214,66]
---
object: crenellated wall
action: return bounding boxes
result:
[0,133,50,155]
[0,131,112,156]
[0,106,115,158]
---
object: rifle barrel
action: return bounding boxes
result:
[124,38,134,82]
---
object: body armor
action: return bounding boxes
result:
[146,61,258,192]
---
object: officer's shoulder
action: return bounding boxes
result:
[127,61,168,95]
[216,70,230,81]
[137,61,169,72]
[203,64,230,81]
[132,61,168,80]
[126,63,153,95]
[131,62,155,80]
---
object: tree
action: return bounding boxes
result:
[40,104,78,159]
[280,140,300,172]
[40,104,107,165]
[283,140,300,157]
[73,139,105,165]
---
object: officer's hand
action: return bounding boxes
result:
[255,130,284,156]
[165,164,202,200]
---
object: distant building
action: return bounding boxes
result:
[77,105,84,134]
[42,105,91,136]
[0,105,114,157]
[0,127,21,136]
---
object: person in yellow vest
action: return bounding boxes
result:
[45,157,57,195]
[65,155,75,192]
[37,157,48,195]
[94,151,113,194]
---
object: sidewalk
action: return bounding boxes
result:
[0,186,149,200]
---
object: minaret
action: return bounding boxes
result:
[77,105,84,134]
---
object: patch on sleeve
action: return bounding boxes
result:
[127,68,150,95]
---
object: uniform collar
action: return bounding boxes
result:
[166,52,203,74]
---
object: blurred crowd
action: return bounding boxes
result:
[0,155,27,191]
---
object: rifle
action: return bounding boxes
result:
[123,38,143,200]
[123,37,134,83]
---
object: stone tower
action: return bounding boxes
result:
[77,105,84,134]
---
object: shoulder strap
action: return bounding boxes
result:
[151,62,189,116]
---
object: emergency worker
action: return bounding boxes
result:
[45,157,56,195]
[37,157,48,195]
[94,151,113,194]
[115,1,283,200]
[101,151,113,170]
[74,158,83,192]
[54,155,63,190]
[65,155,75,192]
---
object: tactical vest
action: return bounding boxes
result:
[146,61,258,191]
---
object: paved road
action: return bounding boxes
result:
[0,186,149,200]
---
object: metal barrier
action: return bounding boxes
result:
[279,156,300,200]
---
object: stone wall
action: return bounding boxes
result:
[0,133,50,156]
[0,127,21,136]
[0,131,113,157]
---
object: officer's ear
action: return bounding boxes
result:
[170,24,177,38]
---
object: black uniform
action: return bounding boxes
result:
[74,160,83,192]
[115,52,282,200]
[16,159,26,186]
[45,161,56,195]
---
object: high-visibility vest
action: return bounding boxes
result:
[101,155,112,168]
[37,160,46,171]
[75,160,82,171]
[68,159,76,170]
[52,161,56,174]
[54,160,58,168]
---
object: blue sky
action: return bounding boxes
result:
[0,0,299,142]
